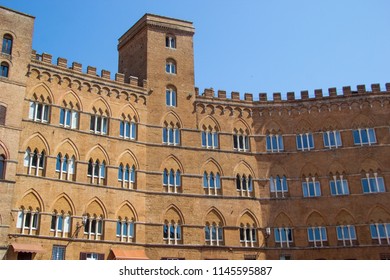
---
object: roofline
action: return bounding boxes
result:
[0,5,35,19]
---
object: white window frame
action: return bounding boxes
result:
[116,219,135,242]
[336,225,356,246]
[361,173,386,193]
[163,222,181,245]
[120,120,136,140]
[370,223,390,245]
[166,35,176,49]
[323,130,342,149]
[16,209,39,235]
[203,172,221,196]
[329,175,349,196]
[266,134,284,152]
[296,133,314,151]
[302,177,321,197]
[29,101,50,123]
[233,134,249,152]
[235,174,253,197]
[353,128,376,146]
[274,227,293,248]
[50,213,71,237]
[59,108,78,129]
[307,226,327,247]
[165,88,177,107]
[201,131,218,149]
[163,169,181,193]
[162,127,180,146]
[165,60,176,74]
[239,225,257,247]
[90,114,108,135]
[205,223,223,246]
[84,216,103,240]
[270,175,288,198]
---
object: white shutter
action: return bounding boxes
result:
[16,211,23,228]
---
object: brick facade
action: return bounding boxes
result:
[0,6,389,260]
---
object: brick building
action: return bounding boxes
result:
[0,6,389,260]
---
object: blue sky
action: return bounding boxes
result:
[2,0,389,99]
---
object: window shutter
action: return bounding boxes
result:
[29,102,35,119]
[16,211,23,228]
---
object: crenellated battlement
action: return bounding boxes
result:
[196,82,390,105]
[30,50,148,89]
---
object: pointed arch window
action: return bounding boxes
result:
[29,98,50,123]
[50,211,71,238]
[236,174,253,197]
[201,129,219,149]
[270,175,288,198]
[205,222,223,246]
[353,128,376,146]
[24,148,45,176]
[203,171,221,196]
[16,208,40,235]
[119,118,137,140]
[302,176,321,197]
[296,133,314,151]
[233,130,249,152]
[307,226,327,247]
[361,171,385,194]
[87,159,106,185]
[90,109,108,135]
[118,164,136,189]
[370,223,390,245]
[323,130,342,149]
[239,223,257,247]
[163,168,181,193]
[163,220,182,245]
[162,124,180,145]
[336,225,357,246]
[329,173,349,195]
[60,107,79,129]
[116,218,135,242]
[266,134,284,152]
[55,153,75,181]
[274,227,293,247]
[84,214,103,240]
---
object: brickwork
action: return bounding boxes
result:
[0,7,389,260]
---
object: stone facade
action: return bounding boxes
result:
[0,6,389,260]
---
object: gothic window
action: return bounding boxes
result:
[307,226,327,247]
[274,227,293,248]
[201,129,218,149]
[239,223,257,247]
[269,175,288,198]
[162,124,180,146]
[84,215,103,240]
[203,171,221,195]
[29,98,50,123]
[165,87,177,107]
[323,130,342,149]
[353,128,376,146]
[329,173,349,196]
[163,220,182,245]
[87,158,106,185]
[118,164,136,189]
[205,222,223,246]
[163,168,181,193]
[120,119,137,140]
[24,148,45,176]
[59,107,79,129]
[165,59,176,74]
[302,176,321,197]
[296,133,314,151]
[16,208,40,235]
[116,218,135,243]
[233,130,249,152]
[235,174,253,197]
[50,211,71,238]
[266,134,284,152]
[361,171,385,194]
[55,153,75,181]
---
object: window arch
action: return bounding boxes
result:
[50,210,71,238]
[165,86,177,107]
[0,62,9,78]
[24,148,46,176]
[118,163,136,189]
[59,101,79,129]
[203,171,221,195]
[119,115,137,140]
[235,174,253,197]
[116,217,135,243]
[2,34,13,55]
[269,175,288,198]
[163,168,181,193]
[239,223,257,247]
[163,219,182,245]
[55,153,76,181]
[165,58,177,74]
[162,122,180,145]
[29,95,51,123]
[87,158,106,185]
[233,128,249,152]
[165,35,176,49]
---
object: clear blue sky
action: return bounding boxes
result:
[2,0,390,99]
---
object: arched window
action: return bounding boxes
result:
[118,164,136,189]
[2,34,13,55]
[162,124,180,145]
[59,106,79,129]
[203,171,221,195]
[205,222,223,246]
[165,59,176,74]
[361,171,385,194]
[90,108,108,135]
[0,62,9,78]
[270,175,288,198]
[24,148,45,176]
[162,168,181,193]
[87,158,106,185]
[55,153,75,181]
[120,119,137,140]
[0,154,5,179]
[201,128,219,149]
[163,220,182,245]
[274,227,293,248]
[50,211,71,238]
[16,207,40,235]
[302,176,321,197]
[233,130,249,152]
[165,35,176,49]
[29,97,50,123]
[266,133,284,152]
[239,223,257,247]
[329,173,349,196]
[165,87,177,107]
[116,218,135,243]
[84,214,103,240]
[236,174,253,197]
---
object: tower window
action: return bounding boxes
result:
[0,62,9,78]
[166,35,176,49]
[2,34,13,55]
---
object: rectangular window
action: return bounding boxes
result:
[302,179,321,197]
[270,176,288,198]
[51,245,66,260]
[90,115,108,135]
[361,174,385,193]
[330,177,349,196]
[266,134,284,152]
[274,228,293,247]
[233,134,249,152]
[307,226,327,247]
[353,128,376,146]
[323,131,342,148]
[296,133,314,151]
[336,225,356,246]
[370,223,390,245]
[29,102,50,123]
